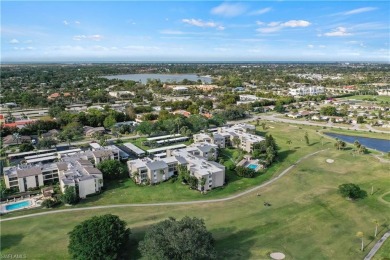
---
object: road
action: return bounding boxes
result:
[229,114,390,134]
[364,231,390,260]
[1,149,327,222]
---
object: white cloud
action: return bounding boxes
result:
[257,20,311,33]
[256,21,265,26]
[73,34,103,41]
[182,19,224,30]
[24,40,33,43]
[282,20,311,28]
[9,39,19,44]
[249,7,272,16]
[343,7,377,15]
[323,27,352,37]
[63,20,69,25]
[211,3,247,17]
[308,44,314,48]
[75,21,80,25]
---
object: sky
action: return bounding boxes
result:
[1,1,389,62]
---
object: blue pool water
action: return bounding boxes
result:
[5,200,30,211]
[247,164,258,170]
[324,133,390,152]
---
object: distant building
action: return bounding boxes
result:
[289,86,325,96]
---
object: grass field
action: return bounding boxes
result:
[340,95,390,103]
[1,123,389,259]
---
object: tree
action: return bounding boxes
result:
[59,122,83,145]
[334,138,346,150]
[139,216,216,260]
[356,231,364,251]
[200,177,207,192]
[356,116,365,124]
[97,160,127,180]
[68,214,131,260]
[304,131,309,145]
[338,183,367,200]
[19,143,34,152]
[320,106,337,116]
[261,122,267,130]
[103,115,117,129]
[62,186,79,205]
[232,136,241,148]
[286,139,292,150]
[37,138,57,149]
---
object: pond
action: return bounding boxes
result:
[324,132,390,153]
[103,73,212,84]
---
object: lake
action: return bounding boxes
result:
[103,73,212,84]
[324,132,390,152]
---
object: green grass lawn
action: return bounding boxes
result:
[340,95,390,103]
[383,193,390,203]
[373,237,390,260]
[1,147,389,259]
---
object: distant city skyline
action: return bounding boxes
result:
[1,1,389,62]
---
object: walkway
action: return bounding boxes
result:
[364,231,390,260]
[1,149,327,222]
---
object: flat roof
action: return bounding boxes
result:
[123,143,145,155]
[147,144,187,154]
[156,136,189,144]
[57,148,82,155]
[25,152,57,160]
[8,149,56,158]
[26,155,57,164]
[146,134,181,141]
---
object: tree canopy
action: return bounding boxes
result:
[338,183,367,200]
[97,160,127,180]
[139,216,216,260]
[68,214,131,260]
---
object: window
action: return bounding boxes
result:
[35,176,39,187]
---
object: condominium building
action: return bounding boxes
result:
[127,142,224,191]
[194,124,264,153]
[3,146,122,198]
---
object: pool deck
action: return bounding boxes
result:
[0,197,40,214]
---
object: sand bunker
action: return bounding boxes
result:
[326,159,334,164]
[270,252,286,260]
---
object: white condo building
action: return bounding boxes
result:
[289,85,325,96]
[127,142,224,191]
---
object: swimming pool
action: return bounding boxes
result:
[5,200,31,211]
[247,164,258,170]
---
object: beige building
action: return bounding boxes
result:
[128,142,224,191]
[194,124,264,153]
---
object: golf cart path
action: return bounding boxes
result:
[1,149,327,222]
[364,230,390,260]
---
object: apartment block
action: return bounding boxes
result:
[127,142,224,191]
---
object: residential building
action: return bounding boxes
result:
[289,85,325,96]
[128,142,224,191]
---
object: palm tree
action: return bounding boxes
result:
[261,122,267,130]
[12,133,21,145]
[373,220,379,237]
[356,231,364,251]
[200,177,207,193]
